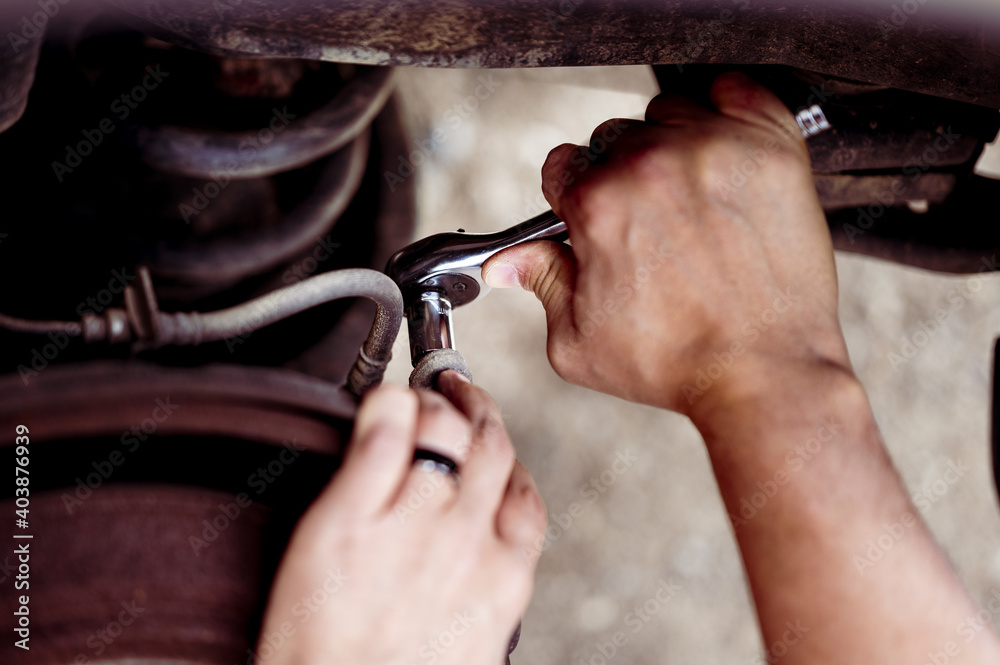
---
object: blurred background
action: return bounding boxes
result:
[383,65,1000,665]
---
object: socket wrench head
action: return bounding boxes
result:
[385,236,486,366]
[404,290,455,363]
[385,210,567,365]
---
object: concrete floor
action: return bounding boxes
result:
[383,66,1000,665]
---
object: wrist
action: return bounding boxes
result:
[687,353,869,451]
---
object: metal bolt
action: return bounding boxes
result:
[453,282,467,292]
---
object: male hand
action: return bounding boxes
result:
[483,72,851,419]
[480,72,1000,665]
[256,372,545,665]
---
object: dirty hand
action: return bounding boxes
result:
[255,372,545,665]
[482,72,851,418]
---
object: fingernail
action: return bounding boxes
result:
[436,370,469,395]
[483,263,520,289]
[440,369,470,385]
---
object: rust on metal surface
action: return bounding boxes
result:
[0,487,281,664]
[96,0,1000,107]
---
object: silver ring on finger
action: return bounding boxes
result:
[413,448,459,480]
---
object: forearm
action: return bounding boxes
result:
[693,361,1000,664]
[497,71,1000,663]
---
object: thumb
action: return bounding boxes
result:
[482,240,576,328]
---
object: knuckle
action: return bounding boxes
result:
[420,393,466,425]
[543,143,569,166]
[546,335,584,385]
[617,144,684,186]
[565,179,619,231]
[483,427,514,464]
[467,390,500,423]
[564,178,593,216]
[417,394,447,416]
[644,95,666,118]
[699,130,748,164]
[767,141,810,172]
[523,486,547,531]
[468,402,509,453]
[482,417,513,455]
[590,118,628,144]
